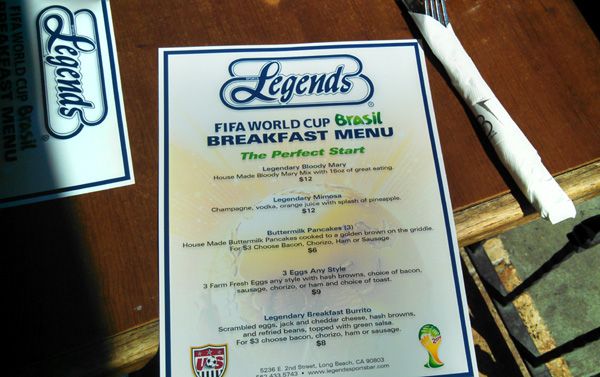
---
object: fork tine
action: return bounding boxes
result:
[434,0,441,21]
[403,0,449,26]
[439,0,449,26]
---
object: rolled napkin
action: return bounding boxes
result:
[409,12,576,224]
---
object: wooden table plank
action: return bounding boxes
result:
[455,161,600,247]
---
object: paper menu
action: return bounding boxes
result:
[159,40,477,377]
[0,0,133,208]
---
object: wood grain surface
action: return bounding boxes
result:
[5,1,599,376]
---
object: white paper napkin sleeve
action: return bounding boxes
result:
[409,12,576,224]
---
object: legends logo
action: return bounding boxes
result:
[37,5,108,139]
[220,55,374,110]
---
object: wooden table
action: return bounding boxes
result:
[7,1,598,376]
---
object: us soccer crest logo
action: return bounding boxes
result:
[191,344,227,377]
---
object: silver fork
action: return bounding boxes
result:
[403,0,450,27]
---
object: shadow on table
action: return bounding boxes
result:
[574,0,598,39]
[131,352,159,377]
[1,63,116,370]
[5,199,113,377]
[461,259,526,376]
